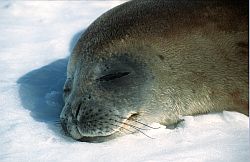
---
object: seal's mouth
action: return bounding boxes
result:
[76,113,140,143]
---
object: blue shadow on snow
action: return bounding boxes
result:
[16,30,83,133]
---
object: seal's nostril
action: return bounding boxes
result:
[76,103,82,117]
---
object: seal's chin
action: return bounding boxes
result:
[77,132,120,143]
[61,122,118,142]
[75,124,120,143]
[61,122,120,142]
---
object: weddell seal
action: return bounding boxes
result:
[60,0,248,142]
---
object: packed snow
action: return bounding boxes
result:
[0,1,249,162]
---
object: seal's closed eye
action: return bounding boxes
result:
[97,72,130,82]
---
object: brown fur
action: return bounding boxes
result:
[66,0,248,136]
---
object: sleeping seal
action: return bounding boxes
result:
[60,0,248,142]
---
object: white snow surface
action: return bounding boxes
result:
[0,1,249,162]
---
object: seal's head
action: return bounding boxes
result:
[59,0,165,142]
[60,50,155,142]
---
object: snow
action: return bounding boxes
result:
[0,1,249,162]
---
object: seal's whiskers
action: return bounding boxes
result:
[114,115,160,129]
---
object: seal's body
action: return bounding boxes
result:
[60,0,248,142]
